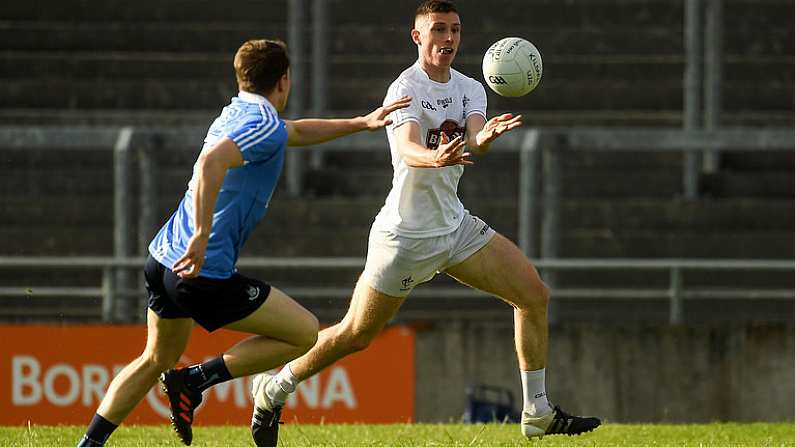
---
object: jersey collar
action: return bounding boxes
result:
[414,61,453,87]
[238,90,274,108]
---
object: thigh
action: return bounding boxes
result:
[444,232,546,306]
[339,277,407,337]
[142,308,193,363]
[223,287,318,342]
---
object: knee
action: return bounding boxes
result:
[516,280,550,313]
[141,350,180,374]
[296,314,320,353]
[339,325,377,353]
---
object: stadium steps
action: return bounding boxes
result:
[0,0,288,22]
[3,0,795,321]
[0,109,218,126]
[0,79,238,110]
[0,23,285,53]
[328,0,684,27]
[564,199,795,231]
[4,195,795,320]
[561,229,795,259]
[6,194,794,257]
[0,296,104,322]
[2,0,793,123]
[0,50,232,78]
[4,109,795,128]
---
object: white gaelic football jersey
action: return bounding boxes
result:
[374,62,487,238]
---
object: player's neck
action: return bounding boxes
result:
[418,60,451,83]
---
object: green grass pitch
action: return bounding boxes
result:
[2,423,794,446]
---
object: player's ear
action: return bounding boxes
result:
[411,28,421,46]
[278,73,289,92]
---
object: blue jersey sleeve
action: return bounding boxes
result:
[226,108,287,163]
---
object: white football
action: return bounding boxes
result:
[482,37,543,97]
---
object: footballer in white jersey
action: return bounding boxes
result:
[254,1,601,442]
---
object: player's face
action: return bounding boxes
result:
[414,12,461,69]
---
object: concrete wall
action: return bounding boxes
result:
[415,319,795,423]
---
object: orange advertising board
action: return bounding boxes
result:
[0,325,414,425]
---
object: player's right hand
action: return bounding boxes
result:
[172,234,209,278]
[432,132,472,167]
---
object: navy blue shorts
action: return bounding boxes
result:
[144,255,271,332]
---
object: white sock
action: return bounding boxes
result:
[264,364,300,408]
[521,368,553,416]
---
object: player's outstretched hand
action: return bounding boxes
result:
[172,234,209,278]
[433,132,473,168]
[476,113,523,147]
[362,95,412,131]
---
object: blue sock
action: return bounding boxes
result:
[77,413,117,446]
[184,356,233,393]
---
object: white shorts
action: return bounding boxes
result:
[361,212,497,297]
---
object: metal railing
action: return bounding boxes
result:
[534,127,795,263]
[7,125,793,261]
[2,256,795,325]
[2,125,795,323]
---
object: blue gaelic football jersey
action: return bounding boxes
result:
[149,91,288,278]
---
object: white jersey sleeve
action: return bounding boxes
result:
[385,80,422,129]
[464,80,487,120]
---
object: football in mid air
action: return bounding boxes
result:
[482,37,543,97]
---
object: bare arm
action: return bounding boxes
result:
[394,121,472,168]
[466,113,523,155]
[284,96,412,146]
[172,137,244,278]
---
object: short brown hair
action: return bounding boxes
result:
[415,0,458,19]
[234,39,290,96]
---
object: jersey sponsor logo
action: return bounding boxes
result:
[436,97,453,109]
[488,75,508,85]
[421,100,437,111]
[426,119,466,150]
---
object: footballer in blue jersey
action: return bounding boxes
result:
[77,39,411,447]
[149,90,289,280]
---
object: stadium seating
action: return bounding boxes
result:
[1,0,794,322]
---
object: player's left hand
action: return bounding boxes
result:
[476,113,523,146]
[172,233,209,279]
[362,95,412,131]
